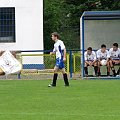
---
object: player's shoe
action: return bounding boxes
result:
[84,74,88,77]
[107,72,110,77]
[112,73,116,77]
[94,74,98,77]
[98,72,101,77]
[116,75,120,77]
[64,84,69,87]
[48,83,56,87]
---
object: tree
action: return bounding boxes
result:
[44,0,120,50]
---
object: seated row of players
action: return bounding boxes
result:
[84,43,120,77]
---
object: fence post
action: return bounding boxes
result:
[70,50,73,79]
[18,72,21,79]
[66,54,70,74]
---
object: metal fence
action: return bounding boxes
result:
[18,50,81,80]
[1,50,119,80]
[20,53,70,79]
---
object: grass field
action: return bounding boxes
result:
[0,79,120,120]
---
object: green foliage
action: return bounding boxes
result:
[44,55,55,69]
[44,0,120,50]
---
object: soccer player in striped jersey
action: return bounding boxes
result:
[96,44,110,76]
[84,47,98,77]
[48,32,69,87]
[109,43,120,76]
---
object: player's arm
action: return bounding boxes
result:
[106,50,110,61]
[118,60,120,64]
[118,50,120,64]
[119,55,120,64]
[96,51,101,62]
[92,52,97,64]
[50,51,55,55]
[63,48,66,62]
[50,47,56,55]
[60,41,66,62]
[0,51,4,56]
[109,49,114,61]
[92,59,97,65]
[84,52,89,64]
[85,61,90,64]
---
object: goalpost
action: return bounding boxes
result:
[80,11,120,79]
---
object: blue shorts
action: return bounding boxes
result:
[55,58,65,69]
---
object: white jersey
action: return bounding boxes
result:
[109,48,120,60]
[84,51,96,61]
[96,49,110,60]
[53,40,65,59]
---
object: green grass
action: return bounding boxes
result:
[0,79,120,120]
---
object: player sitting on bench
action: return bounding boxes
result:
[96,44,110,76]
[84,47,98,77]
[0,50,22,76]
[109,43,120,77]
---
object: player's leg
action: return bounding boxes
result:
[116,67,120,75]
[52,66,59,86]
[48,66,59,87]
[59,60,69,86]
[48,57,60,87]
[61,68,69,86]
[97,61,101,76]
[106,61,110,76]
[84,62,88,77]
[109,60,116,76]
[116,61,120,75]
[93,62,98,76]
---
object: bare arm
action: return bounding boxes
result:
[85,61,90,65]
[50,52,55,55]
[63,48,66,62]
[0,51,5,56]
[92,60,97,64]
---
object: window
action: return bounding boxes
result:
[0,7,15,42]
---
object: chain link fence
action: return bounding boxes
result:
[73,52,81,79]
[0,50,82,80]
[19,53,70,80]
[0,50,119,80]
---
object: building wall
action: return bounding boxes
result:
[0,0,44,69]
[0,0,43,51]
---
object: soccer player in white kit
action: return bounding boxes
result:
[109,43,120,76]
[84,47,98,77]
[48,32,69,87]
[96,44,110,76]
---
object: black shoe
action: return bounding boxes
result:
[112,74,116,77]
[48,84,56,87]
[65,84,69,87]
[94,74,98,77]
[98,72,101,77]
[84,74,88,77]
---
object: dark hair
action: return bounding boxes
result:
[101,44,106,48]
[113,43,118,47]
[51,32,60,39]
[87,47,92,51]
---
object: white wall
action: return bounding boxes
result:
[84,20,120,49]
[0,0,44,67]
[0,0,43,51]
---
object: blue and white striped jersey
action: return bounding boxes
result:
[53,40,65,59]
